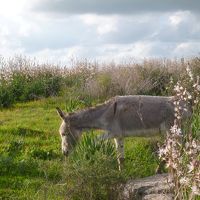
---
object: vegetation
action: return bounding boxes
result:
[0,97,159,199]
[0,56,200,199]
[159,66,200,199]
[1,56,200,109]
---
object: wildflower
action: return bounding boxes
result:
[188,94,192,99]
[187,162,195,173]
[170,77,173,84]
[186,65,194,81]
[170,124,182,135]
[174,107,179,112]
[172,162,178,170]
[174,85,181,92]
[191,185,200,195]
[174,101,179,105]
[170,124,178,134]
[158,148,167,158]
[194,99,199,104]
[159,68,200,199]
[180,177,189,185]
[192,140,197,149]
[197,85,200,91]
[185,142,190,149]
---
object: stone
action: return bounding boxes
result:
[122,173,173,200]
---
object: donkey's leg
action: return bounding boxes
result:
[114,137,125,171]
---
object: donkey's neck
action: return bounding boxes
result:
[69,102,110,130]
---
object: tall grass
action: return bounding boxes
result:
[36,133,159,200]
[0,94,160,199]
[1,56,200,108]
[2,56,200,199]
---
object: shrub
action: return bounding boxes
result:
[71,133,116,162]
[0,56,63,107]
[1,56,200,109]
[35,133,125,200]
[159,65,200,199]
[0,83,14,108]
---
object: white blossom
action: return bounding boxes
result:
[187,162,195,173]
[191,185,200,195]
[180,177,189,185]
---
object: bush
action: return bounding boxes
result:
[35,134,125,200]
[1,56,200,109]
[0,83,14,108]
[159,65,200,199]
[0,56,63,108]
[71,133,116,162]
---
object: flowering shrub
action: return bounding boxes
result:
[159,64,200,200]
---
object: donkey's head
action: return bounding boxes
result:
[56,107,80,156]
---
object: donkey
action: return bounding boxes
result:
[56,95,191,170]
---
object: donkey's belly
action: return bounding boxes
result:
[123,128,161,137]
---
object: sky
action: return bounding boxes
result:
[0,0,200,64]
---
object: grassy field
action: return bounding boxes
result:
[0,96,159,199]
[0,56,199,199]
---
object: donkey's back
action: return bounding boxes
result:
[102,95,175,137]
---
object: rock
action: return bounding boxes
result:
[142,194,173,200]
[122,173,173,200]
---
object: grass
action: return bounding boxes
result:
[0,96,160,199]
[1,56,200,108]
[1,56,199,199]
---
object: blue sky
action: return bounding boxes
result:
[0,0,200,64]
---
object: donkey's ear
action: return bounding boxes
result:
[56,107,66,120]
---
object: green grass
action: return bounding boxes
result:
[0,56,199,199]
[0,97,160,199]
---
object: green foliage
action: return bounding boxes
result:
[124,138,159,178]
[0,62,63,108]
[1,56,200,108]
[0,99,159,199]
[0,155,39,177]
[191,103,200,138]
[7,140,24,157]
[0,83,14,108]
[1,56,200,198]
[71,133,116,163]
[65,97,85,113]
[60,155,124,200]
[29,148,58,160]
[36,134,124,200]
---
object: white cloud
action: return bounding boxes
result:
[0,0,27,17]
[169,14,182,26]
[0,0,200,63]
[173,42,200,56]
[22,42,152,65]
[80,14,118,35]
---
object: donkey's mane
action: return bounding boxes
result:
[68,97,115,117]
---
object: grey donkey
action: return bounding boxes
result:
[56,95,191,170]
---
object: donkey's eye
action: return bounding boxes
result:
[61,133,67,136]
